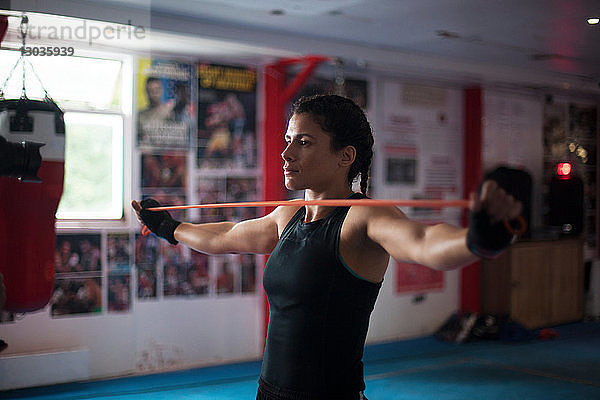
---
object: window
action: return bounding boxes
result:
[0,49,130,221]
[56,112,123,219]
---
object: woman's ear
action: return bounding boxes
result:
[339,145,357,167]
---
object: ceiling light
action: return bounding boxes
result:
[587,17,599,25]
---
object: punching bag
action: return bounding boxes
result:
[549,173,584,236]
[0,97,65,313]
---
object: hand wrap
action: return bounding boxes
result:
[140,198,181,245]
[466,207,515,259]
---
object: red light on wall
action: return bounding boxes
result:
[557,162,572,177]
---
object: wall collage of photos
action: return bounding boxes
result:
[136,61,260,306]
[36,60,260,319]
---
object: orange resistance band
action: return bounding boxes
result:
[141,199,526,236]
[148,198,469,211]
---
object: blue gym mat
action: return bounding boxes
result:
[2,322,599,399]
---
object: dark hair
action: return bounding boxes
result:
[145,77,161,86]
[291,94,373,194]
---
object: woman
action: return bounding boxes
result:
[133,94,521,399]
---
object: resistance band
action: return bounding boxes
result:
[141,199,526,236]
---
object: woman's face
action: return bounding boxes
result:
[281,113,345,192]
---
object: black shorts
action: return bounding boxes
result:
[256,377,367,400]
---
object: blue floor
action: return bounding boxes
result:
[2,322,599,399]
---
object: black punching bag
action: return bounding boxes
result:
[549,166,584,235]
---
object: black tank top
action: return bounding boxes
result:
[261,193,382,395]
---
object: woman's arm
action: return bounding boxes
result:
[174,214,280,255]
[366,180,522,271]
[366,210,475,271]
[132,200,282,255]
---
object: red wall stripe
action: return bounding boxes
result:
[461,87,483,313]
[260,57,327,352]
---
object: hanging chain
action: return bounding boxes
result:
[20,14,29,98]
[25,58,52,101]
[0,14,53,102]
[0,57,23,100]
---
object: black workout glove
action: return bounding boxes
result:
[139,198,181,245]
[467,166,526,259]
[466,207,515,259]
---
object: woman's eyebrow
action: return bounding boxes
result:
[284,133,316,140]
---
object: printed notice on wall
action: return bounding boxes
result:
[483,91,543,228]
[395,261,444,294]
[377,81,464,294]
[378,81,463,224]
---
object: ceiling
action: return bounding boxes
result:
[3,0,600,92]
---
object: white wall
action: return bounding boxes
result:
[0,296,262,382]
[368,269,460,342]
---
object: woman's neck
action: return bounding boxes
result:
[302,187,354,222]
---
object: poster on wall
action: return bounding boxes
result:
[107,233,131,312]
[163,262,191,297]
[137,58,195,149]
[212,254,257,295]
[215,255,235,295]
[483,93,543,172]
[196,176,227,223]
[51,234,102,316]
[226,176,259,221]
[381,112,417,188]
[378,82,465,294]
[379,81,463,226]
[240,254,257,293]
[197,63,257,170]
[190,252,210,295]
[482,92,544,233]
[195,176,259,223]
[135,233,159,300]
[161,241,193,297]
[395,261,444,294]
[141,153,187,190]
[395,221,445,294]
[140,151,187,221]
